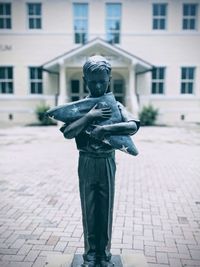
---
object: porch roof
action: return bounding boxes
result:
[42,38,154,73]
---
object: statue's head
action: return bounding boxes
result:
[83,55,112,97]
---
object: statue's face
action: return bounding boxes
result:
[84,69,110,97]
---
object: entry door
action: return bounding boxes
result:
[70,79,88,101]
[70,78,124,104]
[108,79,124,104]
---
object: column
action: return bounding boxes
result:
[128,63,139,117]
[58,60,67,105]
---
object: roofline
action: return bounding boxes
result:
[42,37,154,69]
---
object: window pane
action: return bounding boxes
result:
[6,18,11,28]
[5,3,11,15]
[71,80,80,93]
[183,19,188,29]
[74,3,88,17]
[159,68,164,79]
[2,82,6,93]
[75,33,81,43]
[191,4,197,15]
[181,82,186,93]
[107,19,120,30]
[35,4,41,15]
[38,82,42,94]
[28,4,35,15]
[30,68,35,79]
[74,19,87,31]
[153,19,158,29]
[8,82,13,93]
[160,4,166,16]
[113,33,120,43]
[0,4,3,15]
[183,4,189,16]
[188,82,193,94]
[160,19,165,29]
[152,68,157,79]
[7,67,12,79]
[153,4,159,16]
[31,82,35,93]
[158,83,163,94]
[29,18,34,29]
[107,4,121,17]
[181,68,186,79]
[190,19,195,29]
[0,18,4,28]
[36,18,41,29]
[188,68,194,79]
[0,67,5,78]
[152,82,157,94]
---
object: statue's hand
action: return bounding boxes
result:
[87,104,111,120]
[91,125,106,140]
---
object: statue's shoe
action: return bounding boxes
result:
[99,260,114,267]
[81,260,97,267]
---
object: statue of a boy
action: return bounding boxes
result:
[60,56,140,267]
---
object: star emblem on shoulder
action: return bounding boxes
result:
[120,145,129,153]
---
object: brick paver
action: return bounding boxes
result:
[0,125,200,267]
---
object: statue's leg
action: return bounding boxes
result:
[96,153,116,266]
[78,154,98,266]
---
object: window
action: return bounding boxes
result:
[73,3,88,44]
[27,3,42,29]
[152,3,167,30]
[0,67,13,94]
[0,3,11,29]
[151,67,165,94]
[29,67,43,94]
[181,67,195,94]
[182,4,198,30]
[106,3,121,44]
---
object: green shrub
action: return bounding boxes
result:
[35,104,56,125]
[139,105,159,126]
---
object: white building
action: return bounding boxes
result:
[0,0,200,125]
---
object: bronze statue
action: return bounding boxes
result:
[58,56,140,267]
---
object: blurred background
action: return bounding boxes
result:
[0,0,199,127]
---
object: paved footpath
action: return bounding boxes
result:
[0,125,200,267]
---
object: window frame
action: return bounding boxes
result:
[27,2,42,30]
[182,3,198,30]
[106,3,122,44]
[180,67,195,94]
[151,67,165,95]
[152,3,168,30]
[0,66,13,94]
[73,3,88,44]
[29,67,43,94]
[0,2,12,29]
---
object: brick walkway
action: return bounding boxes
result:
[0,125,200,267]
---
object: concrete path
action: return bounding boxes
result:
[0,125,200,267]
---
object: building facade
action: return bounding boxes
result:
[0,0,200,125]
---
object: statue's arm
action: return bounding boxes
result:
[102,121,138,136]
[91,102,140,139]
[60,104,111,139]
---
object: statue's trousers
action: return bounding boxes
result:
[78,151,116,261]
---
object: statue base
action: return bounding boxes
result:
[72,254,122,267]
[45,253,148,267]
